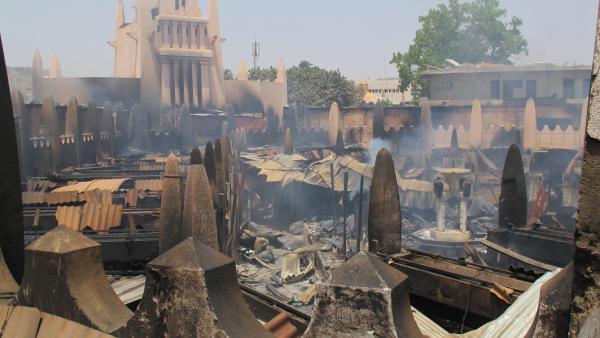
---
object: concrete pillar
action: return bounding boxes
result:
[523,98,537,150]
[192,62,200,110]
[183,148,218,250]
[470,99,483,148]
[161,61,172,107]
[459,199,467,232]
[201,63,211,109]
[17,226,133,332]
[437,202,446,232]
[159,153,183,254]
[173,61,181,106]
[570,7,600,335]
[183,61,190,106]
[498,144,527,229]
[304,251,423,337]
[116,239,272,337]
[368,148,402,254]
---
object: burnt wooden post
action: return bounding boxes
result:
[304,251,423,337]
[0,35,24,282]
[357,175,364,254]
[330,161,336,235]
[343,171,348,260]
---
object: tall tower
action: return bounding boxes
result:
[32,49,43,102]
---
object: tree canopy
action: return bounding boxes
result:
[249,66,277,82]
[391,0,528,94]
[287,61,362,107]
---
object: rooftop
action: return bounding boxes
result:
[422,62,591,75]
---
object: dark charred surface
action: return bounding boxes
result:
[498,144,527,229]
[0,35,24,282]
[190,146,203,165]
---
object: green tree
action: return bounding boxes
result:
[249,66,277,81]
[391,0,528,95]
[287,61,362,107]
[224,68,234,80]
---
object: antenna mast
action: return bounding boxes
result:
[251,36,260,69]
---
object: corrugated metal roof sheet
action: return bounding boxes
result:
[135,179,163,191]
[411,307,448,338]
[111,275,145,305]
[47,191,81,205]
[52,179,133,193]
[56,204,123,231]
[80,203,123,231]
[22,192,47,205]
[0,304,114,338]
[26,179,56,192]
[81,190,113,205]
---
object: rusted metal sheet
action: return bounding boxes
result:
[46,191,81,205]
[264,313,298,338]
[134,179,162,192]
[55,206,81,231]
[21,192,47,205]
[385,251,531,320]
[81,189,112,205]
[0,304,115,338]
[52,178,133,193]
[17,226,133,332]
[80,203,123,231]
[26,179,56,192]
[55,204,123,231]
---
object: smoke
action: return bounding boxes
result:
[368,138,391,165]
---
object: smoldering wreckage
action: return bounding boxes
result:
[2,6,600,338]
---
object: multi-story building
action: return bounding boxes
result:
[421,63,591,104]
[357,79,413,104]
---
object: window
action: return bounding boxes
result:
[157,25,160,33]
[175,0,180,10]
[583,79,591,98]
[151,8,159,20]
[182,0,186,7]
[195,27,198,36]
[491,80,500,99]
[442,81,453,90]
[526,80,537,99]
[564,79,575,99]
[503,80,523,99]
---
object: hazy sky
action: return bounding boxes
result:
[0,0,597,80]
